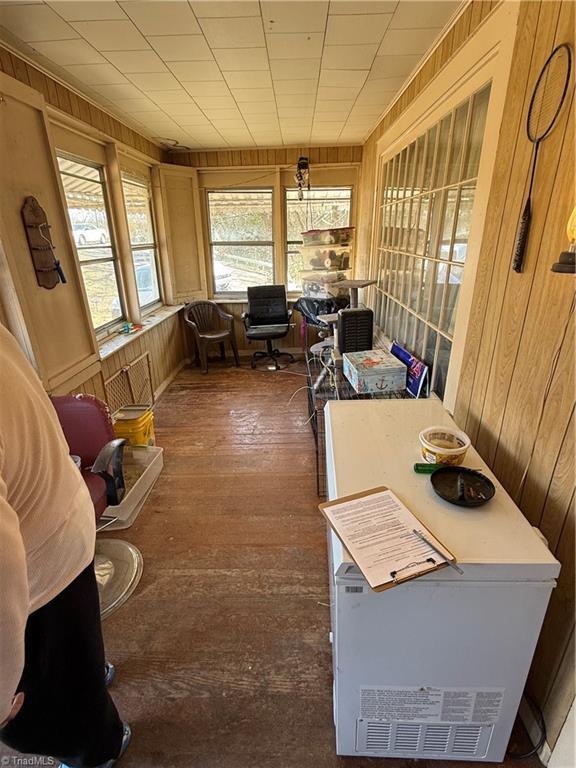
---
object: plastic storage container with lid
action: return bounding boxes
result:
[113,405,155,446]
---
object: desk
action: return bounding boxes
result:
[324,399,559,761]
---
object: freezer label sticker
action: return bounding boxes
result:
[359,687,505,724]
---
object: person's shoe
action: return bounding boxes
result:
[104,661,116,687]
[58,722,131,768]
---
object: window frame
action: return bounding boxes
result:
[121,174,163,313]
[57,152,126,335]
[205,187,275,298]
[373,86,490,400]
[284,186,354,293]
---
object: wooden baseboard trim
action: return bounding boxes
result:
[153,358,187,400]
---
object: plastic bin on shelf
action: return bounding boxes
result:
[298,244,351,271]
[302,226,355,247]
[302,270,350,299]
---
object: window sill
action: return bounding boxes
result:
[98,304,183,360]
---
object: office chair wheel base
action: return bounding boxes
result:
[251,347,294,371]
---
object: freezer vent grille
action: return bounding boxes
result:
[453,725,482,754]
[393,723,421,751]
[356,721,493,757]
[423,725,451,753]
[365,722,391,751]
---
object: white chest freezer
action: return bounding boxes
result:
[324,399,559,762]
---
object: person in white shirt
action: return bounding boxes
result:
[0,325,131,767]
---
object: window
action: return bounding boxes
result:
[207,190,274,294]
[122,176,161,309]
[58,156,123,331]
[372,84,491,399]
[285,187,352,291]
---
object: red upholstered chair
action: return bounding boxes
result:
[50,394,143,618]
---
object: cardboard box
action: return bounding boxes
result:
[342,348,406,394]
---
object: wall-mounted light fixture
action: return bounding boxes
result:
[552,205,576,273]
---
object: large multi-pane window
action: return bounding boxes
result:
[373,84,491,399]
[207,190,274,294]
[285,187,352,291]
[58,156,123,330]
[122,176,161,309]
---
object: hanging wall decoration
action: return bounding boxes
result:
[294,156,310,201]
[21,196,66,289]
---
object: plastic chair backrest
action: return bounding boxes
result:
[185,301,220,332]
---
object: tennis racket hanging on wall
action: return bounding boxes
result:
[512,42,572,273]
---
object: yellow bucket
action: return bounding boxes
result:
[113,405,155,447]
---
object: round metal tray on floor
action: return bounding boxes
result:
[95,539,143,619]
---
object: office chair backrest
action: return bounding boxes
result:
[337,308,374,353]
[247,285,289,325]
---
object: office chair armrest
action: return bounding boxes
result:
[287,309,293,319]
[241,311,251,328]
[91,438,126,506]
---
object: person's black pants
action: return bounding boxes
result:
[0,562,124,767]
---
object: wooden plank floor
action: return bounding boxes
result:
[1,361,542,768]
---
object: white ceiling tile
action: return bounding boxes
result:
[65,63,127,85]
[355,88,396,105]
[126,72,182,90]
[148,89,195,104]
[325,13,392,45]
[91,82,144,100]
[148,35,213,62]
[378,27,439,56]
[168,61,223,81]
[390,1,460,29]
[72,20,148,50]
[270,58,321,80]
[175,115,212,126]
[120,1,201,35]
[48,1,127,21]
[199,17,265,48]
[369,54,420,78]
[129,108,167,119]
[315,100,354,112]
[351,103,385,115]
[365,75,406,92]
[250,133,282,143]
[116,97,159,112]
[276,106,312,118]
[275,93,315,108]
[319,69,368,87]
[279,118,312,128]
[240,102,278,114]
[273,79,317,95]
[31,39,105,66]
[201,107,243,119]
[166,103,203,116]
[317,86,362,101]
[209,118,247,128]
[193,95,237,109]
[0,5,78,41]
[191,1,260,17]
[330,1,398,14]
[213,48,269,71]
[224,70,272,89]
[322,44,378,70]
[104,50,168,73]
[231,88,275,103]
[260,1,328,33]
[266,33,323,60]
[183,81,232,97]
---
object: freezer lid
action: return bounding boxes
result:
[325,400,560,583]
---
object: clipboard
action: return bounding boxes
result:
[319,486,458,592]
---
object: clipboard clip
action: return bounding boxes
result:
[412,529,464,575]
[390,558,436,584]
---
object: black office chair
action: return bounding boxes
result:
[242,285,295,370]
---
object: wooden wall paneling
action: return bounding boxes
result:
[171,145,363,168]
[528,491,575,708]
[474,1,573,469]
[542,628,575,747]
[538,411,575,551]
[453,0,546,431]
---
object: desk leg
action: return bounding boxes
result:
[349,287,359,308]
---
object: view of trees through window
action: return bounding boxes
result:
[372,84,491,399]
[58,156,123,330]
[207,190,273,293]
[122,177,161,308]
[286,188,352,291]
